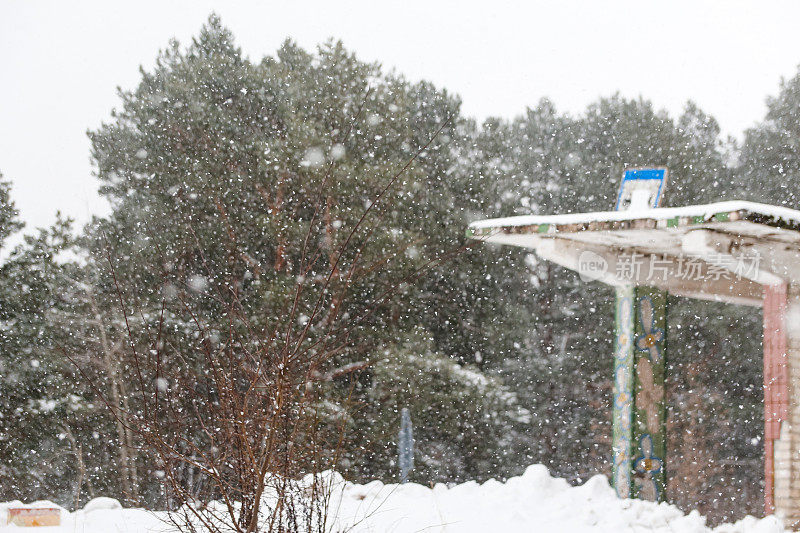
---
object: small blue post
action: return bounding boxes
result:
[398,407,414,483]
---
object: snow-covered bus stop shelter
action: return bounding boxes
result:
[468,195,800,527]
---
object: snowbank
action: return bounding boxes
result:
[0,466,785,532]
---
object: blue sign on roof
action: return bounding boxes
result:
[615,168,668,211]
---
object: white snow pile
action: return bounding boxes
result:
[0,465,785,532]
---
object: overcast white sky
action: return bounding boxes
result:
[3,0,800,238]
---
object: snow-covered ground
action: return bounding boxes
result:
[0,465,785,532]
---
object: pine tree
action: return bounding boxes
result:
[738,65,800,205]
[82,15,529,498]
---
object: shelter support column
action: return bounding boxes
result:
[612,286,635,498]
[766,283,798,526]
[612,286,667,502]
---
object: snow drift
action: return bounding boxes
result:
[0,465,785,532]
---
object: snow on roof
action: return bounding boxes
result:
[468,200,800,233]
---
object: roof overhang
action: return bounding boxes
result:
[467,201,800,307]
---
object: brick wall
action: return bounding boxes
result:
[774,294,799,527]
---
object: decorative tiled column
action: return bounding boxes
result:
[612,286,668,502]
[612,286,635,498]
